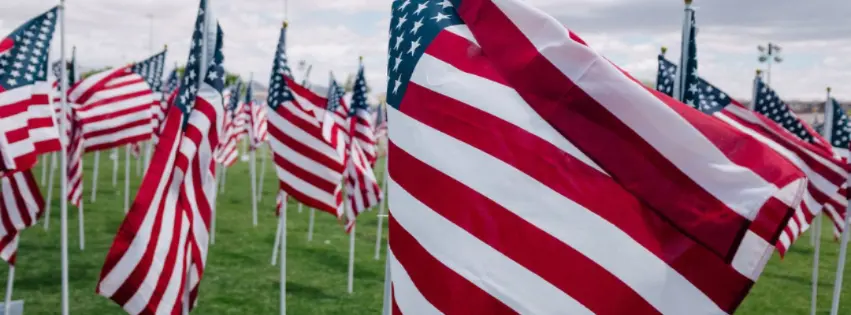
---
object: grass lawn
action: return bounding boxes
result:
[4,146,851,314]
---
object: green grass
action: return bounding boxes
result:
[5,147,851,314]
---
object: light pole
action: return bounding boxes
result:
[758,42,782,86]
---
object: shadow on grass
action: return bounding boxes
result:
[286,281,335,300]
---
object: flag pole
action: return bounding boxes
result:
[829,89,851,315]
[219,166,227,192]
[279,195,287,315]
[381,254,392,315]
[307,208,315,241]
[249,74,258,227]
[43,152,57,230]
[59,0,71,312]
[347,223,356,294]
[258,145,267,201]
[374,160,388,260]
[297,202,302,213]
[4,265,14,315]
[271,208,283,265]
[813,86,833,315]
[111,148,119,187]
[41,154,50,183]
[673,0,693,102]
[91,151,99,202]
[124,144,131,213]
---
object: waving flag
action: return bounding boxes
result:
[246,82,268,149]
[0,7,60,171]
[658,55,848,255]
[266,22,345,219]
[349,62,377,165]
[215,82,244,167]
[132,49,167,138]
[753,76,834,155]
[822,96,851,238]
[321,76,349,157]
[386,0,812,313]
[342,139,382,231]
[0,169,45,265]
[97,0,224,312]
[152,68,179,143]
[67,65,155,152]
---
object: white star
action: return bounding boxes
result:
[26,65,35,73]
[407,37,421,56]
[687,83,698,94]
[10,70,19,77]
[393,76,402,94]
[24,73,33,81]
[394,34,405,50]
[393,54,403,71]
[189,71,197,80]
[411,18,424,34]
[6,78,16,85]
[414,2,428,15]
[12,62,21,69]
[432,12,450,23]
[398,0,411,10]
[686,99,695,107]
[437,0,453,9]
[188,55,196,65]
[396,14,408,29]
[208,70,219,80]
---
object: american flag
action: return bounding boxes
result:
[0,7,60,171]
[245,82,268,149]
[674,5,698,108]
[97,0,224,312]
[152,68,179,143]
[658,55,848,255]
[821,97,851,238]
[66,64,155,152]
[0,169,45,265]
[342,139,382,232]
[386,0,811,313]
[374,103,387,142]
[348,63,378,165]
[132,49,167,140]
[753,76,834,154]
[214,82,244,167]
[266,22,345,218]
[321,76,349,157]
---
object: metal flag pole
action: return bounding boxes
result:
[347,223,356,294]
[673,0,693,102]
[44,152,57,230]
[829,89,851,315]
[279,196,287,315]
[91,150,100,202]
[381,254,392,315]
[813,87,833,315]
[78,199,85,250]
[258,144,267,201]
[41,153,50,183]
[297,202,302,213]
[219,166,227,192]
[271,208,283,265]
[4,264,14,315]
[374,160,389,260]
[59,0,71,312]
[111,147,119,187]
[124,144,131,213]
[307,208,315,241]
[248,74,258,227]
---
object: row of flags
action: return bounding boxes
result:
[0,0,389,313]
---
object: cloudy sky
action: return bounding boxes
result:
[2,0,849,100]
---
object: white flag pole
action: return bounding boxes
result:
[271,210,283,265]
[307,208,315,242]
[111,148,119,187]
[59,0,71,312]
[43,153,57,230]
[279,198,287,315]
[374,160,388,260]
[4,265,14,315]
[90,151,100,202]
[124,144,131,213]
[219,166,227,193]
[41,153,50,183]
[135,146,142,176]
[347,223,356,294]
[78,160,85,251]
[811,216,822,315]
[258,145,267,201]
[248,74,258,227]
[829,86,851,315]
[297,202,302,214]
[210,207,217,245]
[381,253,392,315]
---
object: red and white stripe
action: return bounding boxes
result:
[389,1,809,314]
[68,66,155,152]
[349,106,377,166]
[268,77,345,218]
[66,110,84,207]
[714,103,848,255]
[342,140,381,231]
[249,101,268,149]
[0,82,54,171]
[214,103,247,167]
[0,169,45,265]
[97,81,222,314]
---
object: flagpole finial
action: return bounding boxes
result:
[685,0,693,5]
[756,69,762,76]
[660,46,667,55]
[163,44,168,50]
[283,21,288,28]
[827,87,832,93]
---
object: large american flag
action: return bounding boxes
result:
[66,64,155,152]
[822,97,851,238]
[348,63,377,165]
[214,82,244,167]
[97,0,224,312]
[753,76,834,155]
[0,7,60,171]
[657,56,848,255]
[386,0,812,313]
[266,23,345,218]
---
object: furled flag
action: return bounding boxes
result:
[321,76,349,157]
[266,22,345,218]
[245,82,268,149]
[215,82,243,167]
[0,6,60,171]
[0,169,45,265]
[348,61,378,165]
[97,0,224,312]
[674,2,698,107]
[658,55,848,255]
[753,76,834,155]
[386,0,812,313]
[66,63,156,152]
[821,96,850,238]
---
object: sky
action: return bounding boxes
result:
[1,0,849,101]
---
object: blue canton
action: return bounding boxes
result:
[266,24,294,109]
[164,68,179,94]
[826,98,850,149]
[753,77,814,142]
[132,49,167,92]
[203,24,225,94]
[386,0,462,109]
[677,10,699,109]
[656,55,676,97]
[244,79,254,104]
[0,7,57,90]
[326,76,343,113]
[174,0,224,121]
[227,80,242,112]
[349,64,370,117]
